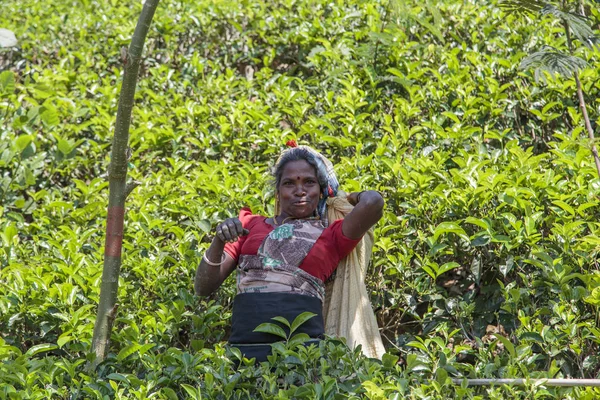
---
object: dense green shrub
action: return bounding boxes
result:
[2,0,600,397]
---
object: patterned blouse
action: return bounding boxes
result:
[223,207,361,301]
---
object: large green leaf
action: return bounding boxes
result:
[520,48,587,80]
[290,312,317,335]
[433,222,467,241]
[25,343,58,356]
[253,322,287,340]
[116,344,143,361]
[0,71,15,94]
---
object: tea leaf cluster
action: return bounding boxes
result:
[1,0,600,398]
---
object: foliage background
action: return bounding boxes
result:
[1,0,600,398]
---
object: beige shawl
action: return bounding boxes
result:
[323,193,385,359]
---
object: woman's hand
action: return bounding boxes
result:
[215,217,249,243]
[346,192,361,206]
[195,217,247,296]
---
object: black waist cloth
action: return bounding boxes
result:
[229,292,324,345]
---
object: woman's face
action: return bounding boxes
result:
[277,160,321,219]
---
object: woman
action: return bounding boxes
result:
[194,145,384,362]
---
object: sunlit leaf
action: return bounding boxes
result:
[290,312,317,334]
[0,70,15,94]
[25,343,58,356]
[116,344,142,361]
[253,322,287,339]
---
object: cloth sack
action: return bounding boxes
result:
[323,193,385,359]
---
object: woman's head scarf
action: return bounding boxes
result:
[274,144,339,223]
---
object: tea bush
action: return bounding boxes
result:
[1,0,600,398]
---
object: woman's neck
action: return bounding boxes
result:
[274,212,317,226]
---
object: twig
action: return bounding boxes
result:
[573,71,600,178]
[125,180,140,199]
[451,378,600,387]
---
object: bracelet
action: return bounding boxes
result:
[203,252,226,266]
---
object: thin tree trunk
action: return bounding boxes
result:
[562,16,600,179]
[90,0,160,366]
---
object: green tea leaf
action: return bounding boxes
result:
[197,219,211,233]
[253,322,287,339]
[552,200,575,216]
[25,343,58,356]
[117,343,142,361]
[106,373,128,382]
[290,311,317,334]
[41,107,59,127]
[14,135,32,152]
[493,334,516,359]
[433,222,467,241]
[57,335,72,348]
[57,139,73,155]
[382,353,399,368]
[181,384,202,400]
[161,388,179,400]
[437,262,460,276]
[271,316,291,328]
[288,332,310,347]
[0,70,15,94]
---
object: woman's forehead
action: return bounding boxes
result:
[280,160,317,178]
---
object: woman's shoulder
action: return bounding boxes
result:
[238,207,267,228]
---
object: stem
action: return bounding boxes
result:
[90,0,160,368]
[451,379,600,387]
[574,71,600,178]
[562,16,600,179]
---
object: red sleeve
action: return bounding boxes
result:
[327,219,362,260]
[299,219,362,282]
[223,207,254,262]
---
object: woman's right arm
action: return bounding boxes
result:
[194,218,248,296]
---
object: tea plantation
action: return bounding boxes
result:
[2,0,600,398]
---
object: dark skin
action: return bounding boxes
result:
[194,160,384,296]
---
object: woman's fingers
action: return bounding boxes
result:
[221,224,234,242]
[233,219,245,237]
[216,224,227,242]
[346,192,359,206]
[216,218,247,243]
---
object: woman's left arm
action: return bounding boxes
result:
[342,190,384,239]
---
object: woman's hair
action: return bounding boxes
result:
[273,147,328,191]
